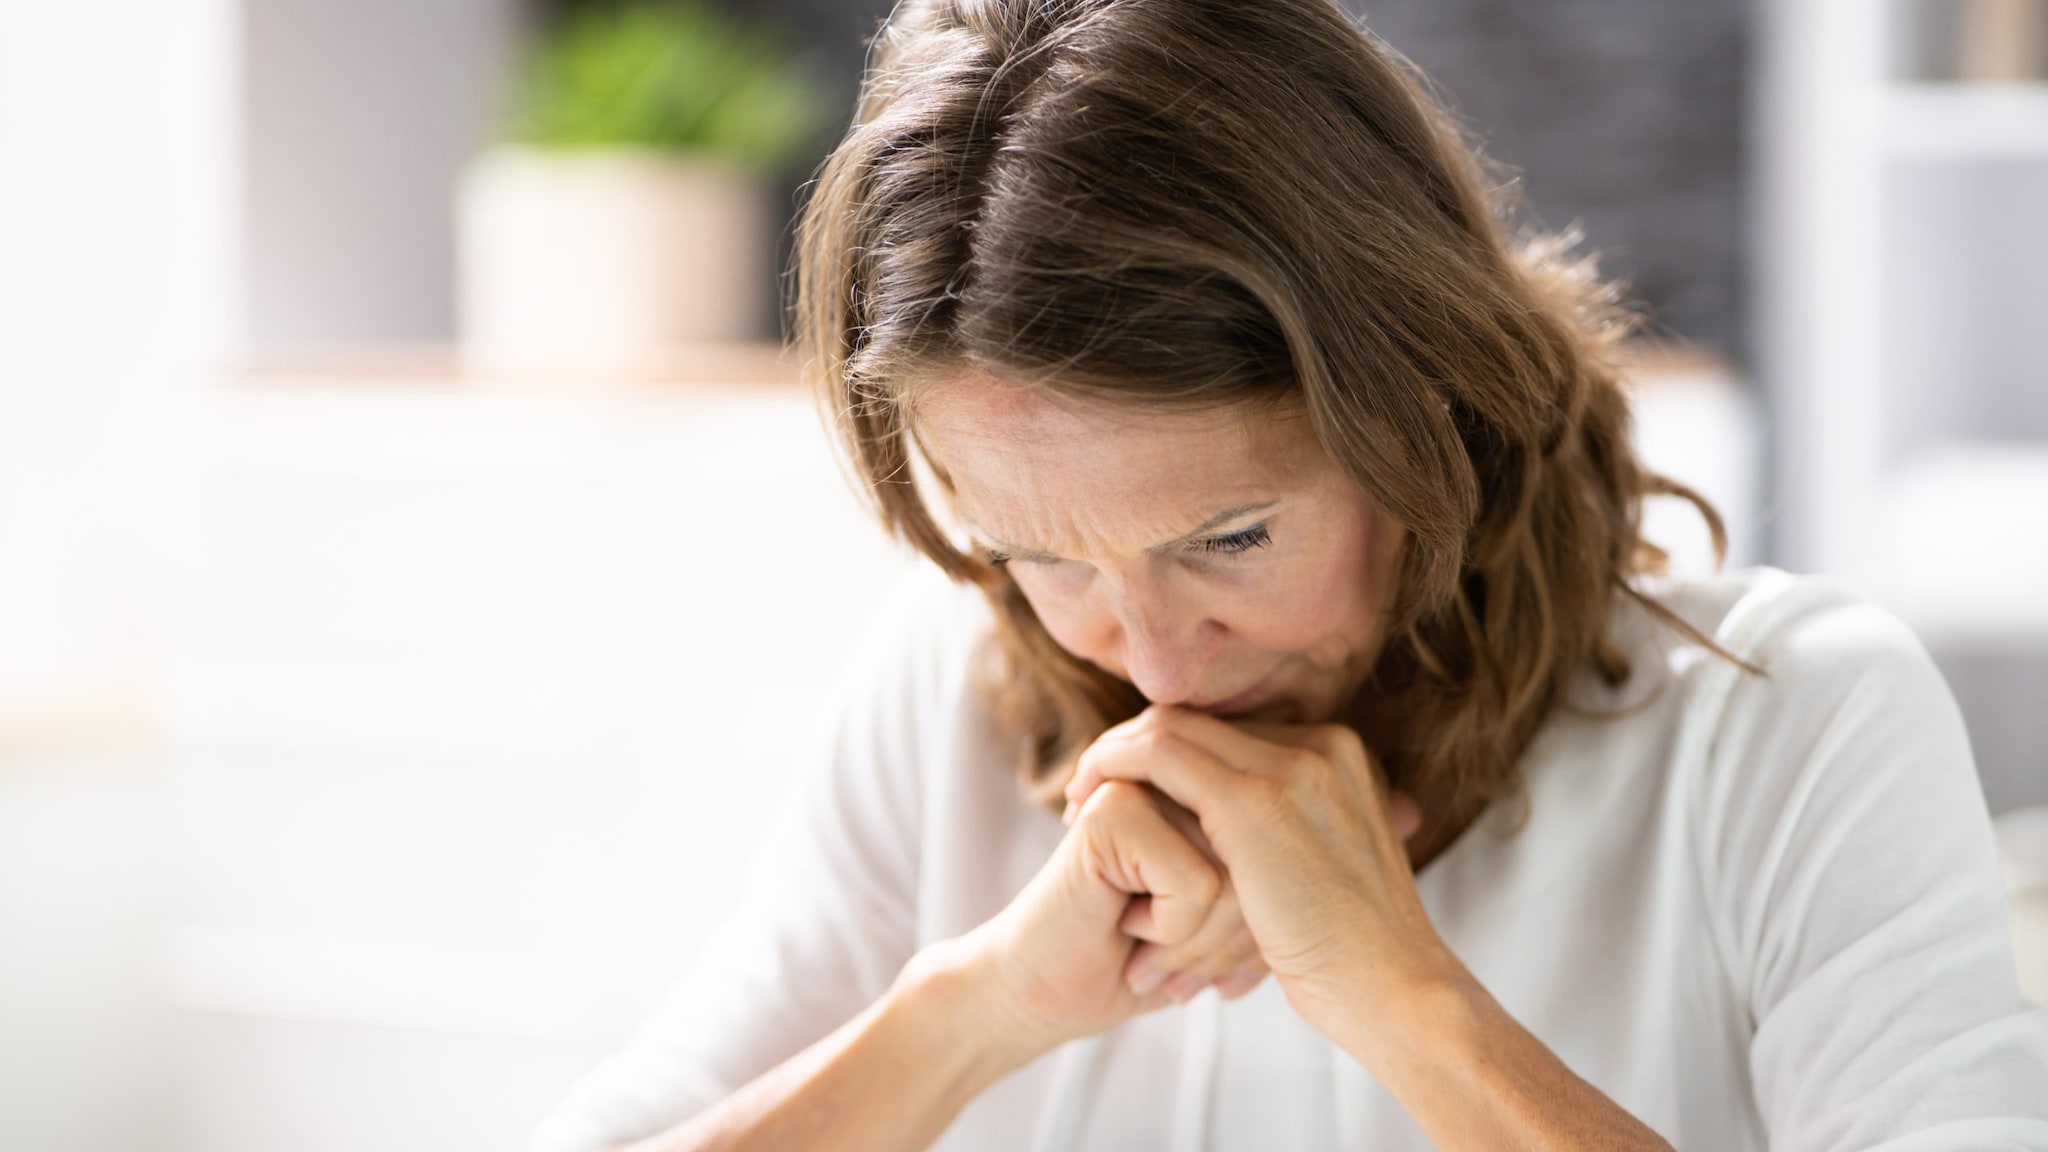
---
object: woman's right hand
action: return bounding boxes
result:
[920,779,1228,1053]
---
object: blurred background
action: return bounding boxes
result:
[0,0,2043,1148]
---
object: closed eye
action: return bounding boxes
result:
[983,522,1272,567]
[1187,523,1270,556]
[983,547,1039,567]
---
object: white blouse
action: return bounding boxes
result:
[534,562,2048,1151]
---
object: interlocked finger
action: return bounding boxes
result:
[1072,780,1223,949]
[1105,784,1268,1001]
[1123,879,1267,999]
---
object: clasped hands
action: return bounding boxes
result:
[951,702,1452,1055]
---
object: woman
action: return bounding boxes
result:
[535,1,2048,1148]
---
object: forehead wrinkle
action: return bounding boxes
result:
[961,498,1281,560]
[913,371,1320,561]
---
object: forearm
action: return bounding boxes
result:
[1329,973,1674,1152]
[619,953,1041,1152]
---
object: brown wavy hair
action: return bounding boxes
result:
[792,0,1739,827]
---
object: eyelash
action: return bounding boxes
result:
[985,523,1271,567]
[1194,523,1272,555]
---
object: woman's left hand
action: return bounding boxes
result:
[1062,703,1462,1029]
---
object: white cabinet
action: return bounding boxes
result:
[1754,0,2048,644]
[152,362,917,1152]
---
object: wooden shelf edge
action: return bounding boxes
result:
[220,341,804,392]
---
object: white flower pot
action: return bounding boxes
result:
[457,145,775,376]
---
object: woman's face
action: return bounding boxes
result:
[913,371,1407,726]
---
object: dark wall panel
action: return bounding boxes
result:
[706,0,1748,361]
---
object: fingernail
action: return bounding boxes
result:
[1215,970,1260,998]
[1164,972,1209,1002]
[1129,966,1167,996]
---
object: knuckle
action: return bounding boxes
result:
[1318,723,1364,759]
[1132,705,1176,732]
[1129,729,1173,761]
[1087,778,1148,818]
[1209,878,1238,911]
[1069,746,1105,788]
[1129,708,1178,743]
[1245,774,1289,812]
[1277,746,1322,777]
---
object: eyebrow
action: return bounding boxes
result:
[963,501,1279,561]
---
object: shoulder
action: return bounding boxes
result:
[1559,565,1967,850]
[1638,569,1983,953]
[1628,564,1952,731]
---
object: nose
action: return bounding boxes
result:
[1112,582,1223,706]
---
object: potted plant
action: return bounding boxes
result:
[458,0,832,376]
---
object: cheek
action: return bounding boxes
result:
[1228,536,1381,649]
[1219,572,1349,648]
[1007,568,1111,655]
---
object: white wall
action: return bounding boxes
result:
[148,379,916,1152]
[0,0,240,723]
[0,2,241,1147]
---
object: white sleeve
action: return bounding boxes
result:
[531,567,962,1152]
[1699,590,2048,1150]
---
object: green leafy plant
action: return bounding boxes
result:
[506,0,833,173]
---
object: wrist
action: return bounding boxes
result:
[1364,967,1492,1079]
[1293,942,1484,1073]
[892,939,1056,1086]
[1312,957,1676,1150]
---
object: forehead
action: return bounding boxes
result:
[911,370,1314,481]
[907,371,1331,554]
